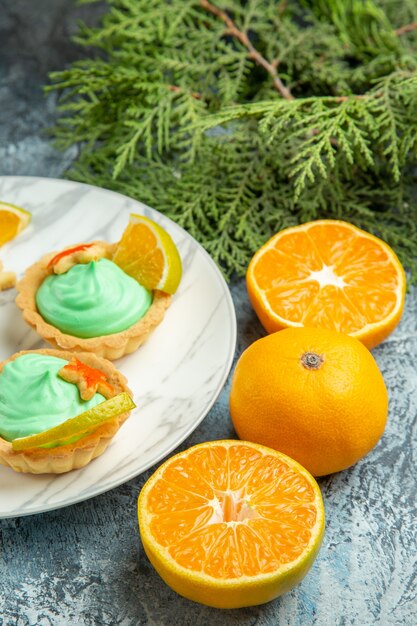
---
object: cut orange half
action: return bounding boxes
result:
[0,201,31,247]
[12,392,135,451]
[138,440,325,609]
[247,220,406,349]
[113,214,182,294]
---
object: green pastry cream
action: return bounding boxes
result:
[0,354,105,442]
[36,258,152,338]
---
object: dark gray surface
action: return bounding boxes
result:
[0,2,416,625]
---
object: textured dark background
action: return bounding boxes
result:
[0,0,106,177]
[0,2,416,625]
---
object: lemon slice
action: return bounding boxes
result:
[0,201,31,247]
[113,214,182,294]
[12,392,135,451]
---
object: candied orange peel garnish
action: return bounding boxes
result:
[47,243,108,274]
[58,357,116,401]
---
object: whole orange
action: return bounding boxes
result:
[229,327,388,476]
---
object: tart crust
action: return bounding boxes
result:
[15,241,171,360]
[0,349,133,474]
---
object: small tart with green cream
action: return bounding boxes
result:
[0,349,133,474]
[16,241,172,360]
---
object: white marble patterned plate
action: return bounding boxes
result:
[0,176,236,518]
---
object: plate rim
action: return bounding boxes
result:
[0,175,237,518]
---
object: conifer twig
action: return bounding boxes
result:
[167,85,202,100]
[200,0,294,100]
[278,1,288,16]
[395,21,417,36]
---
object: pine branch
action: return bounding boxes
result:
[46,0,417,282]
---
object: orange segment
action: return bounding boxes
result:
[150,507,215,548]
[250,519,311,564]
[187,443,230,490]
[304,222,356,266]
[254,247,315,288]
[244,448,290,490]
[234,523,280,574]
[344,286,397,324]
[138,440,324,609]
[161,453,214,500]
[265,281,320,324]
[247,219,406,349]
[146,479,208,514]
[301,285,365,333]
[271,230,323,271]
[112,214,182,294]
[0,202,31,247]
[169,524,227,574]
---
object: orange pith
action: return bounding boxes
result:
[138,441,324,607]
[0,211,20,247]
[247,220,406,349]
